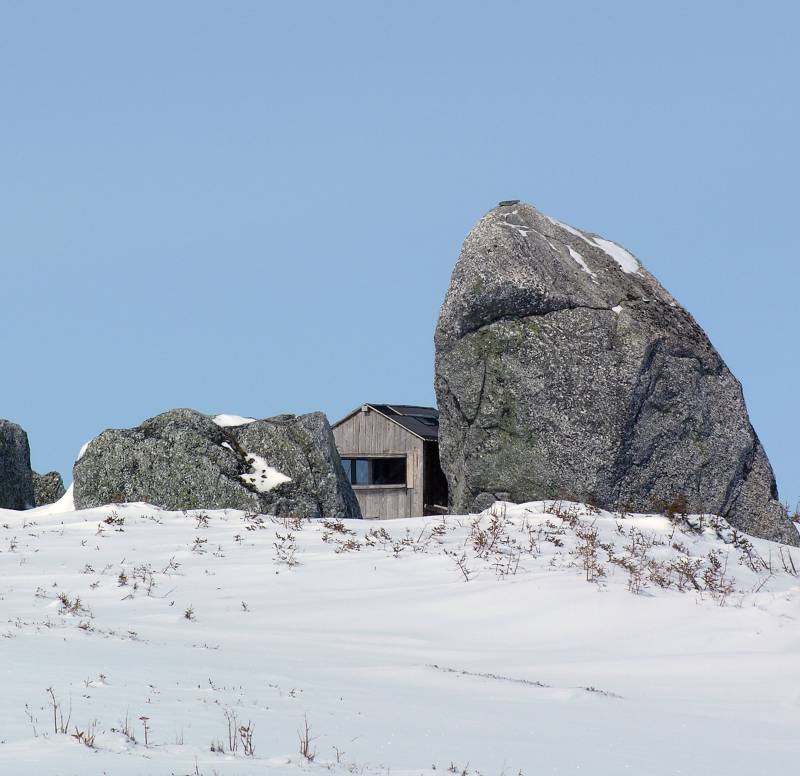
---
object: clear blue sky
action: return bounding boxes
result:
[1,1,798,508]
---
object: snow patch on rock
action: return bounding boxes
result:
[240,453,291,492]
[547,216,596,247]
[547,216,641,275]
[568,246,598,282]
[213,414,257,428]
[593,237,641,274]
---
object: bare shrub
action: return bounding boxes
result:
[104,510,125,527]
[572,523,605,582]
[607,528,654,594]
[470,513,509,559]
[278,513,306,531]
[111,711,136,743]
[492,546,522,579]
[191,537,208,553]
[545,500,581,528]
[430,521,448,539]
[71,721,97,748]
[779,546,798,576]
[239,721,255,756]
[444,549,473,581]
[195,514,210,529]
[273,531,298,566]
[669,556,703,591]
[656,494,689,523]
[161,556,181,575]
[46,688,71,734]
[322,518,354,535]
[334,538,362,553]
[702,550,736,605]
[243,512,267,531]
[728,531,769,573]
[57,593,88,616]
[224,708,239,753]
[298,715,316,762]
[364,526,392,548]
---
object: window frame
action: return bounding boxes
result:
[340,453,409,489]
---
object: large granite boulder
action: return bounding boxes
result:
[73,408,361,519]
[435,202,797,545]
[32,471,67,507]
[0,420,35,509]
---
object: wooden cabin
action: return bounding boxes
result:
[332,404,449,519]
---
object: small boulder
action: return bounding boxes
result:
[32,471,67,507]
[73,408,361,519]
[0,420,34,509]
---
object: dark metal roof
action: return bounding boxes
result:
[335,403,440,441]
[368,404,439,441]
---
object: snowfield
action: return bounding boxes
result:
[1,498,799,775]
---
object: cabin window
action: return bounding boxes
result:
[354,458,369,485]
[341,457,407,486]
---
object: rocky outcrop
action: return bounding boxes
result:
[435,202,798,545]
[73,408,361,519]
[0,420,35,509]
[32,471,66,507]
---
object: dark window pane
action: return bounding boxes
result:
[354,459,369,485]
[341,458,353,483]
[371,457,406,485]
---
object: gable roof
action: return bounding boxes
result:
[333,403,439,441]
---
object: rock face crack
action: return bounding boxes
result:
[445,301,631,344]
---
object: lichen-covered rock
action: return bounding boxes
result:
[73,408,361,519]
[233,413,362,520]
[32,470,66,506]
[435,202,798,545]
[0,420,34,509]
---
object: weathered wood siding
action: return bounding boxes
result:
[333,408,424,519]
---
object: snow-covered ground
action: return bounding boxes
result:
[1,498,799,775]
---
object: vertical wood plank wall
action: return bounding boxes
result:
[333,409,424,519]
